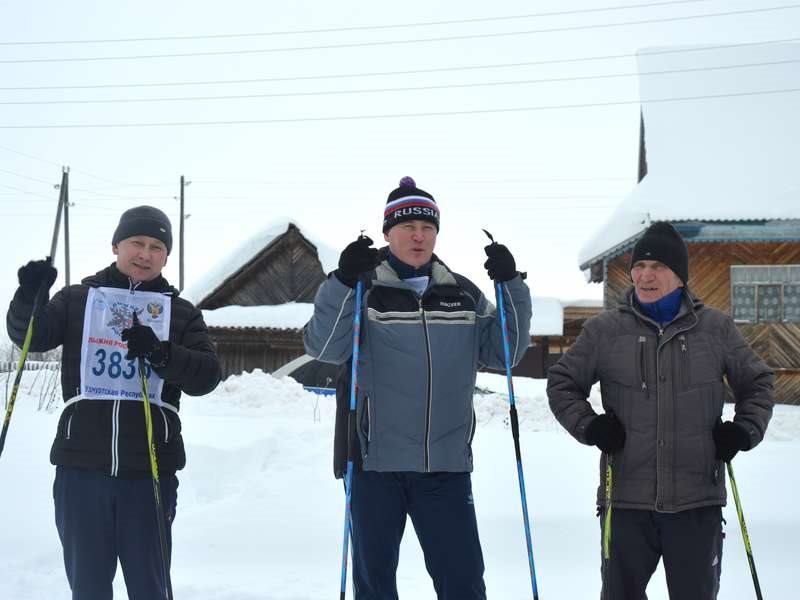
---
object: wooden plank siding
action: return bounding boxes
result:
[604,241,800,404]
[208,328,305,381]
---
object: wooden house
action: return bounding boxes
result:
[185,221,337,379]
[578,43,800,404]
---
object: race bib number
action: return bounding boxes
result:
[79,287,172,404]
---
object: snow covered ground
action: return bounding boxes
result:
[1,369,798,599]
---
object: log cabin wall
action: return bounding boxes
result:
[208,328,305,380]
[604,241,800,405]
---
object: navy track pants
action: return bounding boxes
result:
[53,466,178,600]
[350,470,486,600]
[600,506,724,600]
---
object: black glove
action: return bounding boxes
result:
[17,259,58,302]
[483,243,517,282]
[713,421,751,462]
[585,413,626,453]
[121,321,168,366]
[335,236,380,288]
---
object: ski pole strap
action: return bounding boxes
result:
[510,404,522,461]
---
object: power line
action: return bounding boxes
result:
[0,0,712,46]
[3,37,798,92]
[0,182,57,201]
[0,167,59,185]
[3,58,797,106]
[1,5,797,64]
[1,86,797,129]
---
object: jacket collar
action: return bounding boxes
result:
[374,248,458,290]
[620,286,702,333]
[81,263,178,296]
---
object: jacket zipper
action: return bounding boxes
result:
[65,413,73,440]
[653,313,700,511]
[110,398,120,476]
[419,297,433,472]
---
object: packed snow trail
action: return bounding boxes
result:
[1,369,797,599]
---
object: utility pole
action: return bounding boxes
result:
[179,175,190,291]
[63,167,70,286]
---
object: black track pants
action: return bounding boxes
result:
[599,506,723,600]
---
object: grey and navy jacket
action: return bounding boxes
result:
[547,287,774,513]
[304,253,532,476]
[6,264,221,476]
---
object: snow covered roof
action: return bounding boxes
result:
[579,42,800,269]
[202,303,315,330]
[531,296,563,336]
[183,218,339,305]
[202,296,564,336]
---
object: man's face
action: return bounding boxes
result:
[113,236,168,282]
[384,220,437,269]
[630,259,683,303]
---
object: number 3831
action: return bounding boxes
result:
[91,349,152,379]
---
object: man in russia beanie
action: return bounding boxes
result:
[629,221,689,284]
[382,176,440,233]
[112,205,173,255]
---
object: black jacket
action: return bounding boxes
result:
[6,264,221,475]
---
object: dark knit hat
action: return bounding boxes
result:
[383,176,440,233]
[112,206,173,254]
[629,221,688,284]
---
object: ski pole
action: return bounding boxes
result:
[727,461,763,600]
[1,169,67,460]
[340,279,364,600]
[484,230,540,599]
[132,312,173,600]
[602,454,614,600]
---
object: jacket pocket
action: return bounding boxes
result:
[59,404,77,440]
[360,395,371,443]
[678,335,690,388]
[465,406,477,445]
[637,335,648,392]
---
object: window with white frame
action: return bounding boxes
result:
[730,265,800,323]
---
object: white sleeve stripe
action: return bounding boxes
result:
[505,283,522,366]
[315,287,353,362]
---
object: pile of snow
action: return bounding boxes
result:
[1,369,797,599]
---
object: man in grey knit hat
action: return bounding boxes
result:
[7,205,221,600]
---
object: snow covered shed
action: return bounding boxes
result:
[579,43,800,405]
[183,220,338,379]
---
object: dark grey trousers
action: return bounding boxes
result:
[600,506,723,600]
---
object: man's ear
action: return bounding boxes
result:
[112,244,119,256]
[383,232,390,243]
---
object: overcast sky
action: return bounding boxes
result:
[2,0,798,345]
